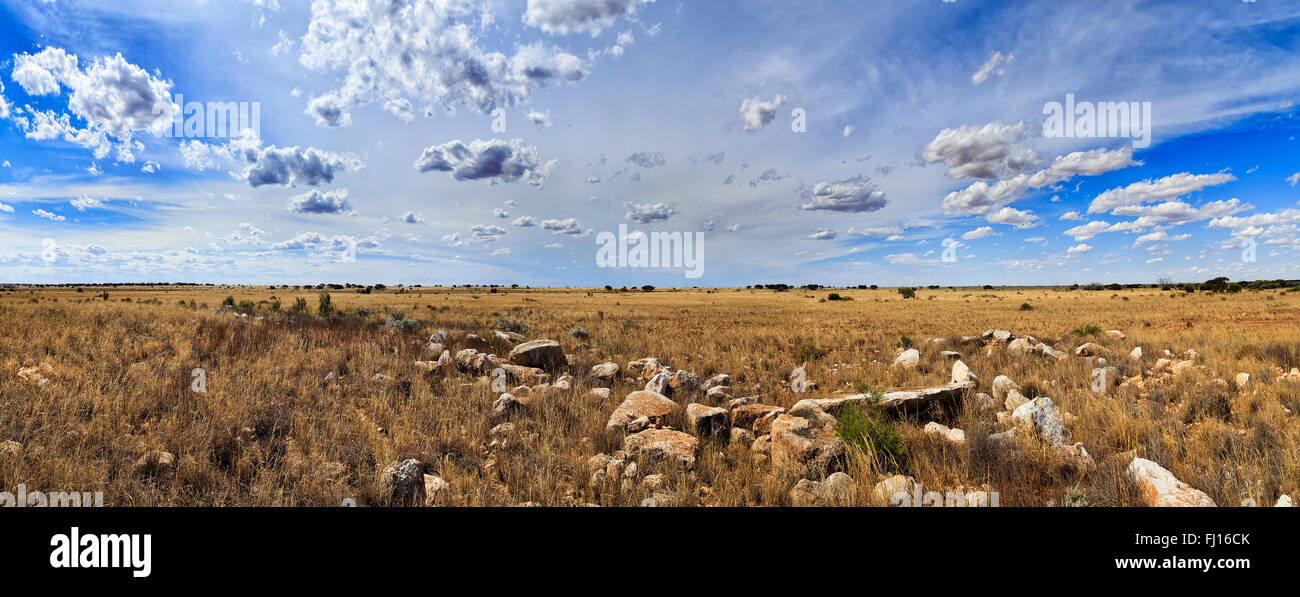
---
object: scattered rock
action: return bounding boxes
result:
[871,474,916,505]
[1126,458,1216,507]
[1003,388,1029,412]
[589,387,611,400]
[730,403,785,431]
[1235,372,1250,387]
[622,428,699,469]
[1130,346,1143,360]
[940,350,961,360]
[951,360,977,384]
[1074,343,1106,357]
[730,427,755,447]
[606,391,681,436]
[1277,495,1293,507]
[790,472,856,506]
[1105,330,1126,340]
[423,474,449,506]
[769,414,844,473]
[508,339,566,371]
[1011,397,1068,445]
[702,374,731,391]
[379,459,425,506]
[992,375,1020,403]
[590,362,619,385]
[706,385,733,401]
[491,393,525,418]
[685,403,729,440]
[893,348,921,369]
[645,372,671,396]
[924,422,966,445]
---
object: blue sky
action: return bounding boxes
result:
[0,0,1298,286]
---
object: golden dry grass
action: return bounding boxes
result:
[1,284,1297,506]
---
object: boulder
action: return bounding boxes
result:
[702,374,731,391]
[730,403,785,431]
[1011,397,1068,445]
[589,387,611,400]
[1277,495,1293,507]
[1235,372,1250,387]
[1003,388,1029,412]
[645,372,671,396]
[685,403,729,440]
[423,474,449,506]
[1126,458,1216,507]
[491,330,527,344]
[379,459,425,506]
[730,427,755,448]
[871,474,916,505]
[893,349,921,369]
[508,339,566,371]
[1074,342,1106,357]
[1105,330,1126,340]
[984,329,1013,343]
[992,375,1020,402]
[951,360,977,384]
[499,363,550,386]
[491,393,525,418]
[769,414,844,473]
[705,385,733,401]
[790,472,856,507]
[606,391,681,436]
[667,370,701,393]
[924,422,966,445]
[622,429,699,469]
[1130,346,1143,360]
[590,362,619,384]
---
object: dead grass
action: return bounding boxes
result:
[0,284,1297,506]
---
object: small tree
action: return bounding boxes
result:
[317,292,334,318]
[898,287,916,299]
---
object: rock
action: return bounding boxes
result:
[488,423,515,442]
[1235,372,1250,387]
[685,403,729,440]
[1091,366,1120,392]
[422,474,449,506]
[788,381,972,419]
[1130,346,1143,360]
[551,374,574,391]
[645,372,671,396]
[429,329,453,345]
[1126,458,1216,507]
[924,422,966,445]
[1074,343,1106,357]
[1170,360,1197,377]
[987,429,1017,450]
[769,414,844,473]
[508,339,566,371]
[491,393,525,418]
[1105,330,1126,340]
[730,427,755,447]
[893,348,921,369]
[702,374,731,391]
[590,362,619,384]
[726,396,758,410]
[622,429,699,469]
[499,363,550,386]
[940,350,961,360]
[1055,442,1094,469]
[992,375,1020,402]
[1277,495,1293,507]
[606,391,681,436]
[730,403,785,431]
[984,329,1013,343]
[972,392,997,414]
[631,358,667,380]
[1011,397,1068,445]
[131,450,175,478]
[460,333,491,352]
[871,474,916,505]
[589,387,611,400]
[379,459,425,506]
[324,371,338,382]
[455,349,499,375]
[667,370,701,393]
[424,342,446,359]
[951,360,977,384]
[491,330,527,344]
[705,385,733,401]
[1003,388,1029,412]
[790,472,856,507]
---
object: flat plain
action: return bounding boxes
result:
[1,284,1297,507]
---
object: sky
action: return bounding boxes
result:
[0,0,1298,287]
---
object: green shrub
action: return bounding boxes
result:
[795,341,827,362]
[494,316,530,335]
[291,297,308,313]
[895,334,914,350]
[1072,323,1102,337]
[1064,484,1089,507]
[836,397,905,469]
[898,287,916,299]
[383,311,419,332]
[317,292,334,318]
[826,292,852,301]
[569,326,589,339]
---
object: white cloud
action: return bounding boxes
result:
[33,208,66,221]
[986,206,1039,229]
[807,228,837,240]
[1066,243,1092,256]
[522,0,652,36]
[70,195,104,211]
[739,95,785,132]
[542,217,584,235]
[799,175,887,213]
[971,51,1013,85]
[962,226,994,240]
[1087,172,1235,214]
[921,121,1038,179]
[624,201,674,223]
[414,138,555,187]
[287,188,353,215]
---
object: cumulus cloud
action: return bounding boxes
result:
[542,217,584,235]
[941,145,1140,215]
[1064,221,1113,241]
[1087,172,1235,213]
[242,141,355,187]
[70,195,104,211]
[986,206,1039,229]
[414,138,555,186]
[299,1,588,126]
[9,47,177,162]
[471,224,507,241]
[798,175,887,213]
[527,109,553,128]
[401,211,425,224]
[624,201,675,223]
[1066,243,1092,256]
[1132,231,1190,246]
[1060,211,1083,221]
[921,121,1038,179]
[807,228,838,240]
[971,51,1014,85]
[522,0,652,35]
[962,226,994,240]
[512,216,537,227]
[34,208,66,221]
[287,188,352,215]
[739,95,785,132]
